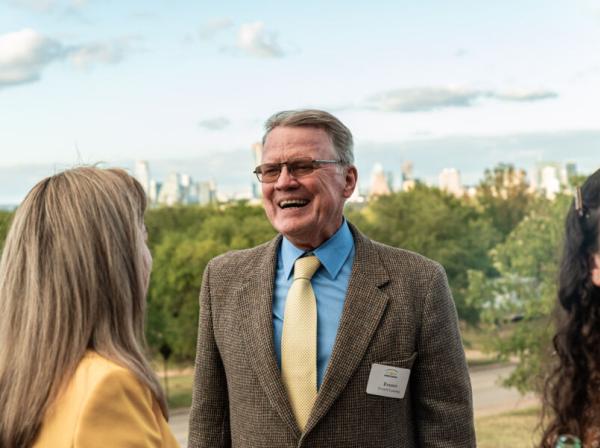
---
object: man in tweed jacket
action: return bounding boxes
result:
[188,110,475,447]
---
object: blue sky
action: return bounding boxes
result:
[1,0,599,202]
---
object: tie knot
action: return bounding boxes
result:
[294,255,321,280]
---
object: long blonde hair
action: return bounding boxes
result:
[0,167,167,448]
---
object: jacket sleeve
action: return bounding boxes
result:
[74,368,178,448]
[187,261,231,448]
[412,263,476,447]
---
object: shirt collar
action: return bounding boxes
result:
[280,219,354,280]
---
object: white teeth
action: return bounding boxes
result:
[279,199,308,208]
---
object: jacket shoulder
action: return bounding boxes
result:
[368,239,445,278]
[207,238,277,272]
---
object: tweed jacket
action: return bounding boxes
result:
[188,223,475,447]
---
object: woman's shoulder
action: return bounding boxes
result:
[75,351,149,394]
[75,351,153,402]
[34,351,166,447]
[73,351,177,447]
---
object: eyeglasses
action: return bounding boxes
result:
[253,158,341,183]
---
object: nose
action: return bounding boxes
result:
[274,165,298,189]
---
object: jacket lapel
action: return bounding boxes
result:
[304,225,390,435]
[236,236,302,438]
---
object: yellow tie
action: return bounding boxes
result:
[281,255,321,431]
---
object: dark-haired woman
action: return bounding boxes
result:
[542,168,600,447]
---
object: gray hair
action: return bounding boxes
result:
[262,109,354,165]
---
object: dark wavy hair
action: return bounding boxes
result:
[541,168,600,446]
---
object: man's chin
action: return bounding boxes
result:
[278,225,310,240]
[276,222,314,244]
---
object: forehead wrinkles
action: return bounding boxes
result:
[263,132,335,162]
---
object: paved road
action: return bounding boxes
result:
[170,363,536,447]
[470,363,537,416]
[170,408,191,448]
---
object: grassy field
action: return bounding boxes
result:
[161,373,194,409]
[476,407,541,448]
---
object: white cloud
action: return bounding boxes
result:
[494,90,558,102]
[67,39,131,68]
[199,18,234,40]
[237,22,283,58]
[199,20,286,58]
[198,116,231,131]
[365,87,481,112]
[361,86,558,112]
[9,0,87,12]
[0,29,134,88]
[0,28,64,87]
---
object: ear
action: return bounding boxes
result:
[591,253,600,287]
[342,165,358,199]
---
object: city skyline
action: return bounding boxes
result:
[0,152,580,208]
[1,0,599,202]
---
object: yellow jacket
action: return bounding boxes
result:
[34,351,179,447]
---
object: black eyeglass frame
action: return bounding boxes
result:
[253,158,342,183]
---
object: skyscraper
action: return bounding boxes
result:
[531,162,572,199]
[438,168,463,197]
[157,172,182,206]
[251,142,263,199]
[134,160,150,196]
[370,163,392,197]
[401,160,416,191]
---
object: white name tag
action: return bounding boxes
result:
[366,363,411,399]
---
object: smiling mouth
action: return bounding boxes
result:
[278,199,309,209]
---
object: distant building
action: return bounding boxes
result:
[136,161,218,207]
[401,161,414,182]
[439,168,464,197]
[482,165,528,198]
[465,186,478,198]
[197,180,217,205]
[251,142,263,199]
[148,179,160,204]
[566,162,578,182]
[530,162,574,199]
[370,163,392,197]
[401,160,416,192]
[402,180,416,192]
[157,172,183,206]
[134,160,151,196]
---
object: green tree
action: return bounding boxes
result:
[465,195,569,393]
[144,202,276,360]
[353,185,500,323]
[476,163,532,239]
[0,211,14,254]
[147,234,227,361]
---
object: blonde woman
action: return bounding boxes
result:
[0,167,179,448]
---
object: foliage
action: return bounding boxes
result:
[144,202,276,361]
[351,184,500,323]
[0,169,574,383]
[465,195,570,393]
[476,163,533,240]
[0,211,13,254]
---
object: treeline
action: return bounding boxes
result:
[0,164,581,392]
[144,203,276,361]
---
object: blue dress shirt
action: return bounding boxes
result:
[272,219,355,388]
